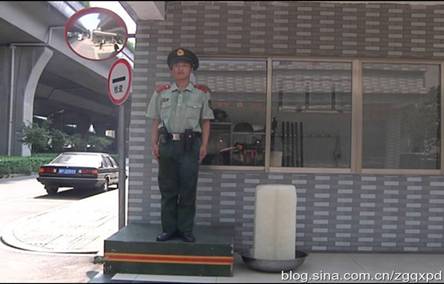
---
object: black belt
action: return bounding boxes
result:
[168,132,201,141]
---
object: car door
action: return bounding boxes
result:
[106,155,119,184]
[100,155,113,182]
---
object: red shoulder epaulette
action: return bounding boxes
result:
[155,84,171,93]
[194,84,209,93]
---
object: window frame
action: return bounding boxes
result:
[198,57,268,169]
[359,59,443,175]
[198,55,444,175]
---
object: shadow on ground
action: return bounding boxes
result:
[34,186,117,200]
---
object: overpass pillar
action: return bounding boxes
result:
[77,114,92,136]
[0,46,53,156]
[93,122,108,137]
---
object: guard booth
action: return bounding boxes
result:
[106,0,444,278]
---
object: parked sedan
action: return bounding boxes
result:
[37,152,119,195]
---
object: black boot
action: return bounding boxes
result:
[156,231,176,241]
[179,232,195,243]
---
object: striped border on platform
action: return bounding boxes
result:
[104,252,234,266]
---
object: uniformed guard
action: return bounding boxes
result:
[146,48,214,242]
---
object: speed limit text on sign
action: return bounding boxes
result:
[108,58,132,105]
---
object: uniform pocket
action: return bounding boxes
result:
[160,101,172,120]
[160,100,172,109]
[185,102,201,119]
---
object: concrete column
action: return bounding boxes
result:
[49,112,65,131]
[0,46,53,156]
[93,122,108,137]
[0,47,11,155]
[76,114,92,136]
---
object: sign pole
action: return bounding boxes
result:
[118,103,126,229]
[107,58,132,230]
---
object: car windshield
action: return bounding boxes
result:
[51,154,102,167]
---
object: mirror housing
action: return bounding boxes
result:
[64,7,128,61]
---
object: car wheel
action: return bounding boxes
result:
[97,178,109,192]
[103,179,109,192]
[45,186,58,195]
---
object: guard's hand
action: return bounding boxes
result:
[199,145,207,163]
[152,144,160,161]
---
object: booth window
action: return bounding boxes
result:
[362,63,441,169]
[197,59,267,166]
[271,61,352,168]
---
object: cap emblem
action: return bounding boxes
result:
[177,49,184,56]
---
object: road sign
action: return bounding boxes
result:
[108,58,132,105]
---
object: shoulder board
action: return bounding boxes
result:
[155,84,171,93]
[194,84,210,93]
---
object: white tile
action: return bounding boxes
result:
[135,274,217,283]
[351,253,443,274]
[112,273,138,281]
[299,253,367,275]
[110,253,444,283]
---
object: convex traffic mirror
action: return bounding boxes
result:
[65,7,128,61]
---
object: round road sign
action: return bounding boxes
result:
[108,58,132,105]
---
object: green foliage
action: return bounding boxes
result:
[111,154,119,165]
[50,129,68,153]
[0,154,57,177]
[20,120,116,155]
[22,122,50,153]
[79,1,90,8]
[68,134,88,152]
[87,135,113,152]
[64,134,114,152]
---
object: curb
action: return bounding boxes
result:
[0,173,37,179]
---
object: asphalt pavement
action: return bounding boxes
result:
[1,185,118,254]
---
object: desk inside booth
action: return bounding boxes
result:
[203,121,265,166]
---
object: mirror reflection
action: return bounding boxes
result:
[65,8,127,61]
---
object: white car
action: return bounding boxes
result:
[37,152,119,195]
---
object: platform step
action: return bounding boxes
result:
[103,223,234,277]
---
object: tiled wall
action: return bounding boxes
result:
[129,1,444,253]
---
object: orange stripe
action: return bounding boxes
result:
[106,253,233,262]
[105,252,233,262]
[104,252,233,266]
[106,258,232,266]
[109,255,233,264]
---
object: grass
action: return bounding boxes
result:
[0,154,58,177]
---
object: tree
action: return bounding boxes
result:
[22,122,50,153]
[79,1,90,8]
[87,135,113,152]
[50,129,68,153]
[69,134,88,152]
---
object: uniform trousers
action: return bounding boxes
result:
[158,137,201,234]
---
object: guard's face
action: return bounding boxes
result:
[170,61,192,81]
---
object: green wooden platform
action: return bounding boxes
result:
[103,223,234,277]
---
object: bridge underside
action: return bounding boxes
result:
[0,2,128,156]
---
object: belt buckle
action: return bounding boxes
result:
[171,133,181,141]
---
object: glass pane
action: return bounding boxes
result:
[271,61,352,168]
[197,60,267,166]
[363,63,441,169]
[51,154,102,167]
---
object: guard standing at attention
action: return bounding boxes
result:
[146,48,214,242]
